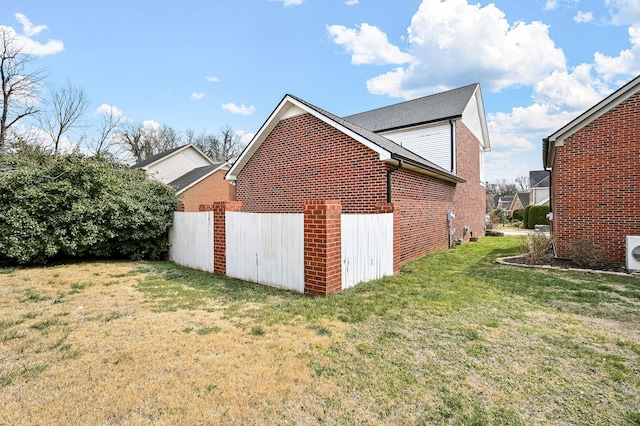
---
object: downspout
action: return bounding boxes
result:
[386,160,403,203]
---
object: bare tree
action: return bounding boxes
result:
[486,175,528,199]
[117,122,179,163]
[0,27,46,150]
[39,79,88,155]
[87,106,124,157]
[186,125,243,162]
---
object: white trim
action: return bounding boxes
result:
[547,73,640,145]
[226,95,391,180]
[141,144,215,171]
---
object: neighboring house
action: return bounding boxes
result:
[529,170,550,206]
[543,73,640,263]
[495,195,514,215]
[226,83,490,268]
[133,144,236,212]
[509,192,529,213]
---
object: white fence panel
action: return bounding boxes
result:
[226,212,304,293]
[169,212,214,272]
[341,214,394,289]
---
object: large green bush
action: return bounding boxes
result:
[527,205,550,229]
[522,206,531,229]
[511,208,524,221]
[0,150,180,265]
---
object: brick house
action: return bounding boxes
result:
[226,83,490,269]
[543,74,640,263]
[133,144,236,212]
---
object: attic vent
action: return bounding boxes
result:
[626,236,640,272]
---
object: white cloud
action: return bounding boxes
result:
[543,1,558,11]
[205,75,219,82]
[605,0,640,25]
[15,13,47,36]
[222,103,256,115]
[327,23,415,66]
[573,11,593,23]
[345,0,359,5]
[533,65,608,111]
[594,24,640,80]
[272,0,303,5]
[345,0,567,99]
[235,130,254,145]
[96,104,125,118]
[191,92,206,100]
[0,14,64,56]
[142,120,160,131]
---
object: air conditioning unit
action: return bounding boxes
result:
[627,236,640,272]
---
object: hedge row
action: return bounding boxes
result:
[522,205,550,229]
[0,150,180,265]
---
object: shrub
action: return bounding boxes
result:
[522,206,531,229]
[528,205,550,228]
[0,151,180,265]
[519,232,553,264]
[566,238,603,268]
[511,209,524,221]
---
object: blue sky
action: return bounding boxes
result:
[1,0,639,182]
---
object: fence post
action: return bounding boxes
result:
[376,202,400,275]
[304,200,342,296]
[201,201,243,275]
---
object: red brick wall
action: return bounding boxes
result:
[237,112,486,268]
[237,113,387,214]
[551,91,640,263]
[304,200,342,296]
[451,122,488,242]
[390,168,455,264]
[180,169,236,212]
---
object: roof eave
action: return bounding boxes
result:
[389,154,465,183]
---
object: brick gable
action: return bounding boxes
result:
[237,113,388,214]
[179,170,236,212]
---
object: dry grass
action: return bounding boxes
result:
[0,262,346,425]
[1,238,640,425]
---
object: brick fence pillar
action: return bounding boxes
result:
[376,202,400,275]
[201,201,242,275]
[304,200,342,296]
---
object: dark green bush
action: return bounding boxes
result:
[0,150,180,265]
[522,206,531,229]
[527,205,550,229]
[511,209,524,221]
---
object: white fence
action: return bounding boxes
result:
[226,212,305,292]
[341,213,394,289]
[169,212,214,272]
[169,210,394,294]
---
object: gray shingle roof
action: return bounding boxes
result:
[131,145,186,169]
[343,83,479,132]
[529,170,550,188]
[168,163,226,193]
[287,94,465,183]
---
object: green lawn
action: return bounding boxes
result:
[1,236,639,425]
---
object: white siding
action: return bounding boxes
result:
[341,214,394,290]
[226,212,304,293]
[381,123,453,171]
[147,147,213,184]
[462,94,484,147]
[169,212,214,272]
